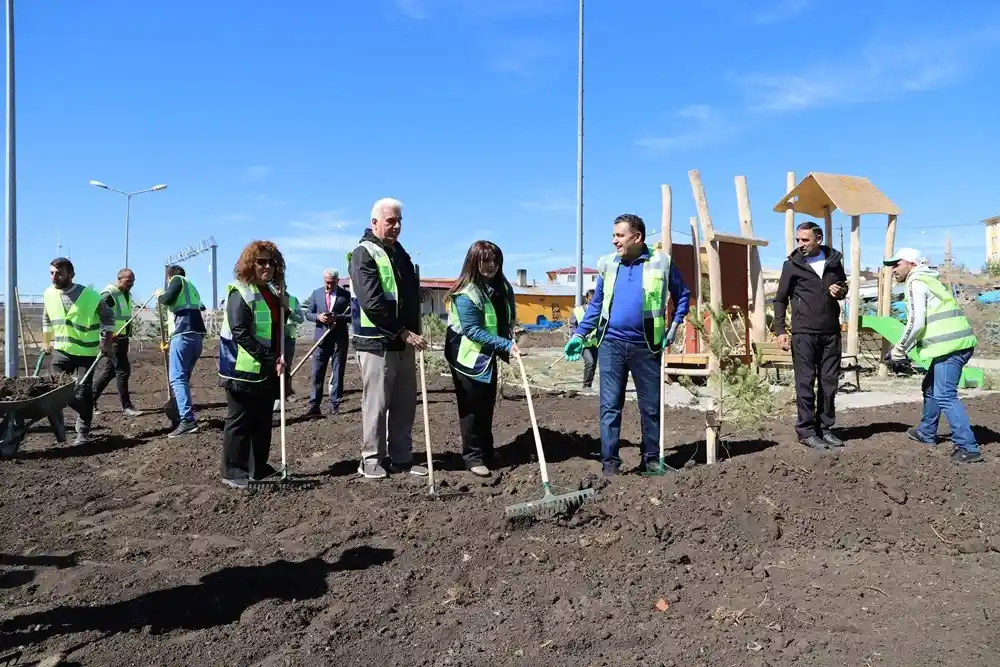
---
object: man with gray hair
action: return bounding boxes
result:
[349,197,428,478]
[304,267,351,416]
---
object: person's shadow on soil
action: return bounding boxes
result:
[837,421,909,441]
[0,545,394,651]
[15,435,143,461]
[491,427,602,468]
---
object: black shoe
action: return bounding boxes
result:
[602,462,620,477]
[799,436,829,450]
[168,420,199,438]
[906,427,936,445]
[951,448,983,464]
[821,431,844,447]
[251,462,279,481]
[304,405,322,417]
[329,403,340,415]
[222,477,249,489]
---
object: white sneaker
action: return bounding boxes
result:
[469,465,491,478]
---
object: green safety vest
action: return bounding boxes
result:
[573,305,598,348]
[102,284,133,335]
[43,285,103,357]
[910,274,977,362]
[218,281,273,383]
[285,294,300,339]
[351,240,398,339]
[595,246,669,351]
[165,275,204,337]
[445,283,512,378]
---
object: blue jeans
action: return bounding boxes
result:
[598,338,662,466]
[169,334,203,423]
[916,347,979,453]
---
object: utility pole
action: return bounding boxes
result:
[573,0,584,307]
[4,0,18,377]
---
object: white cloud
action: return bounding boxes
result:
[242,165,271,182]
[635,105,736,153]
[746,0,813,26]
[394,0,427,20]
[276,211,360,289]
[741,27,1000,112]
[394,0,565,21]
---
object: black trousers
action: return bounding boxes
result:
[92,337,133,409]
[581,346,597,388]
[50,350,96,431]
[221,389,275,480]
[791,332,841,440]
[309,335,349,408]
[450,367,498,468]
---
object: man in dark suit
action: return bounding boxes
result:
[303,268,352,416]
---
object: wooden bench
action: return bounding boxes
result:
[753,340,862,391]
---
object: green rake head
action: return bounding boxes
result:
[504,487,595,521]
[641,459,677,477]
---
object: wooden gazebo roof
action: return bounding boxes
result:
[772,172,901,218]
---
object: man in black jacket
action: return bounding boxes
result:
[349,197,428,479]
[303,268,352,416]
[772,221,849,449]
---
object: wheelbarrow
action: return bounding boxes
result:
[0,379,78,458]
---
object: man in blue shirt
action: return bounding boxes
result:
[564,214,691,476]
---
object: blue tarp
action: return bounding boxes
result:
[977,290,1000,304]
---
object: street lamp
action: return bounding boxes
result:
[89,180,168,267]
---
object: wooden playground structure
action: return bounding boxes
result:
[659,169,903,381]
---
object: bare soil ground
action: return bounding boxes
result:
[516,329,568,349]
[2,343,1000,666]
[0,376,67,402]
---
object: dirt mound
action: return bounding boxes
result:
[1,342,999,666]
[516,329,567,349]
[0,376,66,401]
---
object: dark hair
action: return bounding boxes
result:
[445,241,508,306]
[796,221,823,238]
[117,268,134,279]
[613,213,646,242]
[166,264,186,278]
[585,289,595,298]
[50,257,74,274]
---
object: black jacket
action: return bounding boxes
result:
[348,230,421,353]
[220,291,286,396]
[772,246,848,336]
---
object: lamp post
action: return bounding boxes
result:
[89,180,168,267]
[574,0,585,307]
[4,0,17,377]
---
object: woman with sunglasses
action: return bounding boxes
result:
[444,241,520,477]
[218,240,289,488]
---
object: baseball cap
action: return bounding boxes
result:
[883,248,923,266]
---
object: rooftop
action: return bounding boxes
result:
[546,267,598,275]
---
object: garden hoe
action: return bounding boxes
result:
[642,352,677,476]
[504,352,594,521]
[249,290,317,492]
[416,349,466,499]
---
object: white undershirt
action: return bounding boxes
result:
[805,250,826,277]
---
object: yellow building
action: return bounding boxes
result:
[512,284,578,325]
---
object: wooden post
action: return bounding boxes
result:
[689,169,722,466]
[846,215,862,358]
[784,171,796,256]
[876,214,897,378]
[689,216,703,353]
[660,184,672,257]
[735,176,765,346]
[823,205,833,249]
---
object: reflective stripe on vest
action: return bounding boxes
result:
[350,240,399,339]
[218,281,273,383]
[445,284,498,378]
[285,294,300,339]
[595,247,669,351]
[166,275,204,337]
[43,286,102,357]
[102,284,133,335]
[910,274,977,361]
[573,305,598,348]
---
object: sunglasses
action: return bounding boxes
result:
[255,258,275,267]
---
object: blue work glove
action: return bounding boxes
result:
[564,336,584,361]
[664,321,679,346]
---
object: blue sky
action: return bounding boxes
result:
[3,0,1000,302]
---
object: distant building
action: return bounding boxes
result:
[545,266,599,288]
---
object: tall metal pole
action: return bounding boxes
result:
[4,0,17,377]
[124,193,132,267]
[573,0,584,307]
[210,244,218,309]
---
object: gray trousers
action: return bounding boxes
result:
[359,346,417,466]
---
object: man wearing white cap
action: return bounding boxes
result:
[884,248,982,463]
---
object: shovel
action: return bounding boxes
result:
[642,349,676,476]
[157,303,181,424]
[504,352,595,520]
[416,348,465,499]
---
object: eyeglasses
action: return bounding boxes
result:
[255,258,275,267]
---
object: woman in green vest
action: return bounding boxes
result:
[444,241,519,477]
[218,240,290,488]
